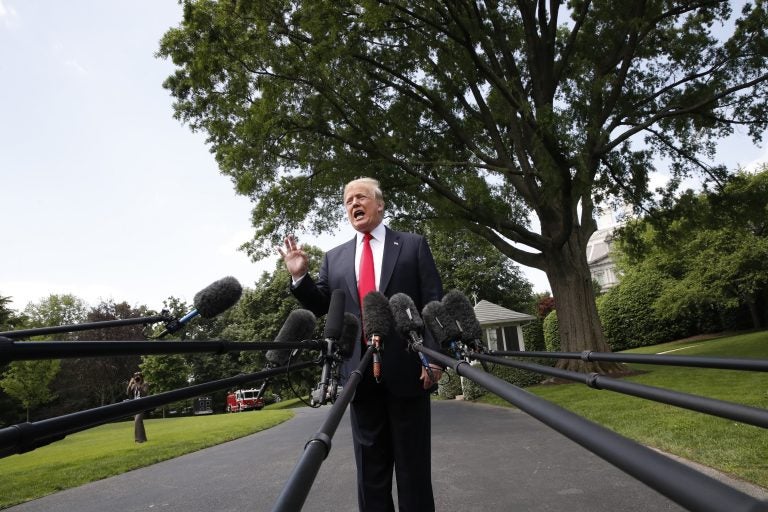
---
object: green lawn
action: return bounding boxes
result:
[479,330,768,488]
[0,410,293,509]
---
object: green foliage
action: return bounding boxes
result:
[1,359,60,422]
[614,168,768,333]
[460,362,485,401]
[542,311,560,352]
[54,301,155,414]
[1,294,85,423]
[139,355,187,395]
[23,294,87,340]
[0,295,26,331]
[597,266,690,351]
[484,360,551,389]
[522,318,546,351]
[437,370,462,399]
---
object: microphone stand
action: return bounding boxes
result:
[0,361,316,459]
[472,352,768,429]
[272,345,375,512]
[412,344,767,512]
[0,314,174,340]
[0,339,323,364]
[310,339,342,406]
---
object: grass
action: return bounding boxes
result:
[0,410,293,509]
[478,330,768,488]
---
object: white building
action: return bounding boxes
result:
[586,207,631,292]
[586,225,621,291]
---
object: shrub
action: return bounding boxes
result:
[522,318,546,351]
[487,359,551,388]
[437,369,462,399]
[460,359,551,402]
[597,267,688,350]
[543,311,560,352]
[460,363,485,400]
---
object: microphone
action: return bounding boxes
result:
[265,309,318,367]
[158,276,243,338]
[441,290,484,352]
[363,291,393,382]
[312,290,346,406]
[422,300,462,357]
[337,313,360,359]
[323,289,346,341]
[388,293,435,382]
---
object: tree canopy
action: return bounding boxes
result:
[615,167,768,329]
[159,0,768,371]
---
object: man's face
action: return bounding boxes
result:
[344,182,384,233]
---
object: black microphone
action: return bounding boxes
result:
[422,300,462,357]
[158,276,243,338]
[363,291,393,382]
[312,290,345,405]
[338,313,360,359]
[441,290,484,351]
[265,309,318,367]
[323,289,346,341]
[389,293,435,381]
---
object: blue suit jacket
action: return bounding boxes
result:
[292,227,443,397]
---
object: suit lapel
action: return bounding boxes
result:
[379,227,400,295]
[340,237,360,308]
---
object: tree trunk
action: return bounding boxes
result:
[744,297,763,330]
[544,232,629,375]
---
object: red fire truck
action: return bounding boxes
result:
[226,388,265,412]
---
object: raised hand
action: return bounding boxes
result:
[277,234,309,280]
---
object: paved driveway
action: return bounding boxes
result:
[6,400,763,511]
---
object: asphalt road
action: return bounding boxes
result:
[6,400,765,512]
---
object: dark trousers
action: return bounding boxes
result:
[350,389,434,512]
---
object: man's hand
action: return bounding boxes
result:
[277,235,309,280]
[420,364,443,390]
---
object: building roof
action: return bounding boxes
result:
[473,300,535,326]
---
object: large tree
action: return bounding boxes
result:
[159,1,768,373]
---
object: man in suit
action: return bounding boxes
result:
[278,177,443,512]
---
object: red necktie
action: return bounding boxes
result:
[358,232,375,307]
[359,232,381,378]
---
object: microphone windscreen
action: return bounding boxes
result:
[362,291,393,337]
[389,293,423,337]
[265,309,317,366]
[323,289,346,340]
[193,276,243,318]
[442,290,483,342]
[422,300,460,346]
[338,312,360,358]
